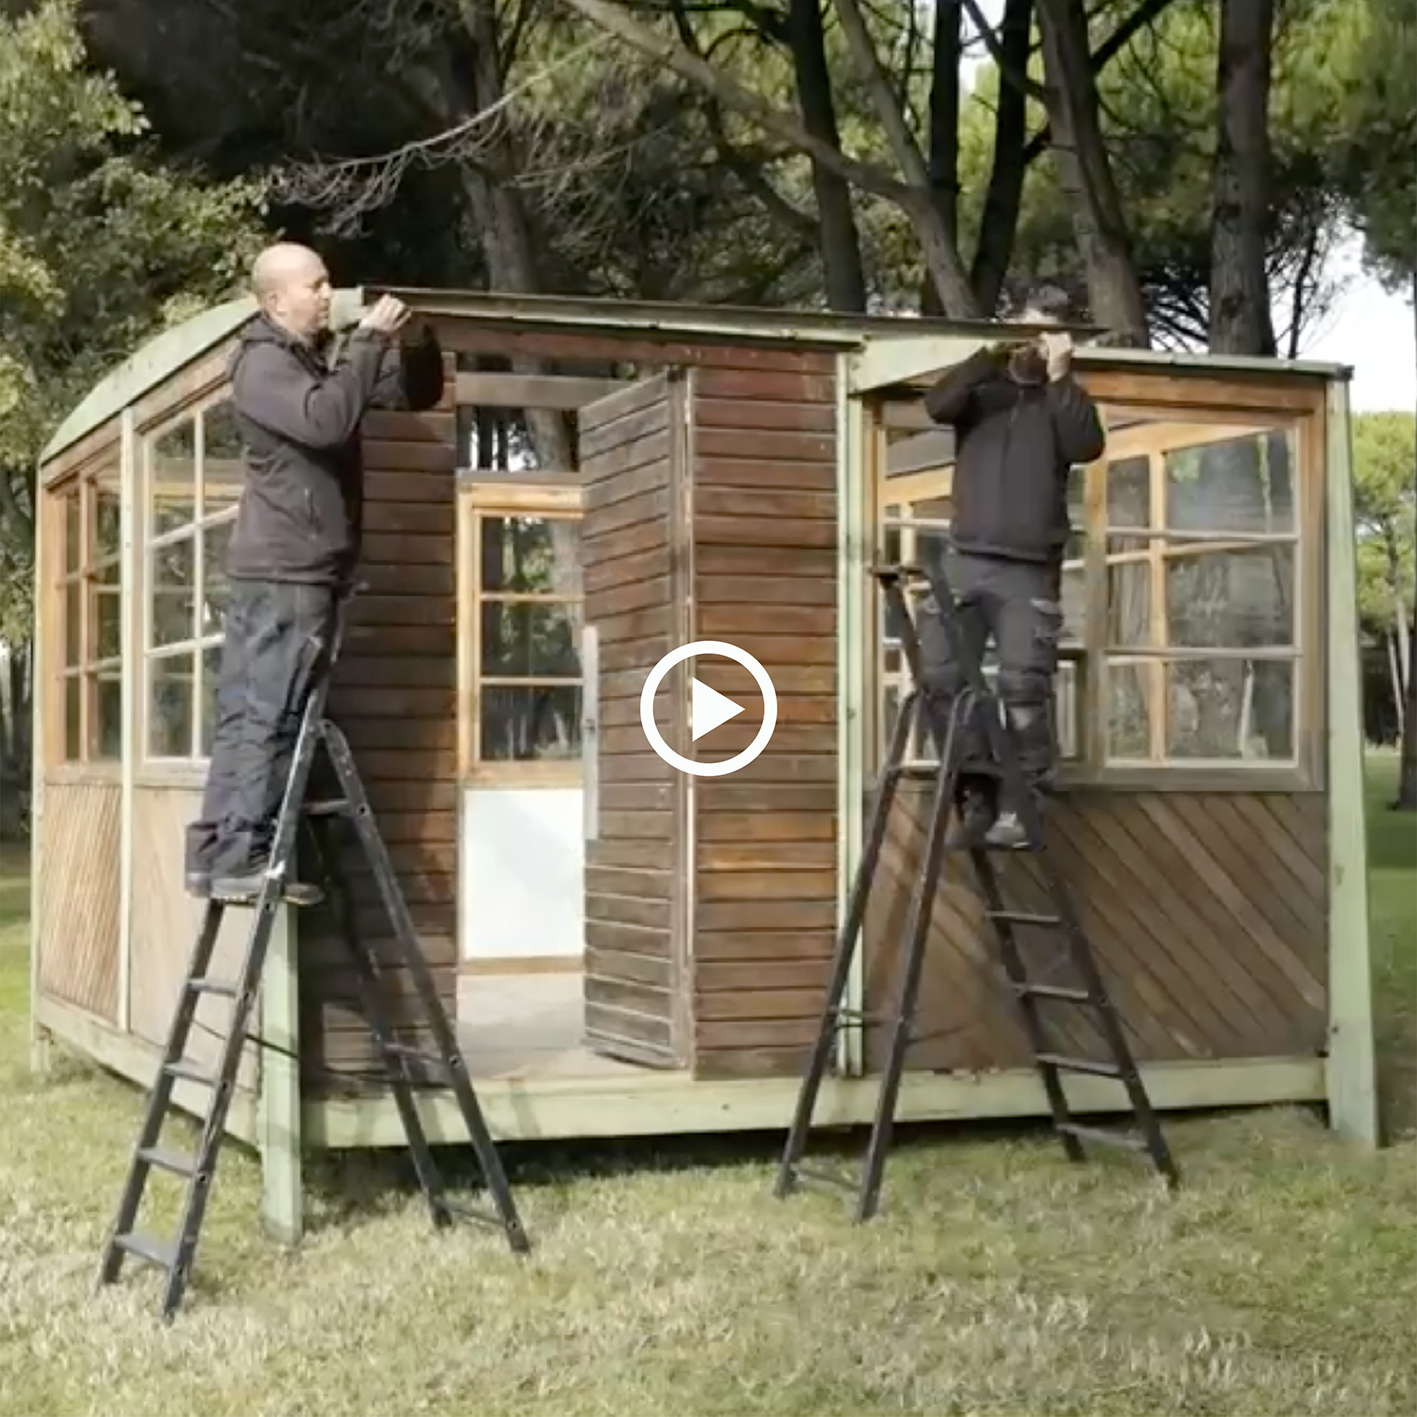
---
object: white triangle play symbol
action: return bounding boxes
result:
[690,677,746,741]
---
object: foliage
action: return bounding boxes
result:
[0,0,267,637]
[1353,411,1416,630]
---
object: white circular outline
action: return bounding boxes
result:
[639,640,778,778]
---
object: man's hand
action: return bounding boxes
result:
[1041,330,1073,380]
[358,294,411,338]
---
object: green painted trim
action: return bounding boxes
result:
[33,994,259,1143]
[1322,380,1380,1147]
[39,288,368,467]
[303,1055,1326,1148]
[835,357,866,1076]
[257,906,303,1245]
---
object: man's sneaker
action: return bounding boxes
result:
[210,866,325,908]
[947,792,998,849]
[982,811,1032,850]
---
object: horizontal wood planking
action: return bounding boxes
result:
[581,372,689,1069]
[861,788,1329,1078]
[685,356,842,1080]
[300,382,461,1090]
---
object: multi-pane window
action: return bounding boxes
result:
[53,460,123,763]
[144,400,244,761]
[470,508,584,766]
[1102,421,1300,764]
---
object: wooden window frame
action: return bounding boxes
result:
[45,452,123,773]
[865,373,1325,792]
[138,391,241,767]
[456,481,586,787]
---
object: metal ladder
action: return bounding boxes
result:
[97,596,529,1321]
[775,558,1180,1220]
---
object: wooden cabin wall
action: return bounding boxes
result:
[298,354,461,1091]
[682,357,841,1080]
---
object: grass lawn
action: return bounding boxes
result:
[0,761,1414,1417]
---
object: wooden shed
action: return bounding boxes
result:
[29,289,1378,1243]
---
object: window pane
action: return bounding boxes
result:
[1055,660,1080,760]
[149,656,195,758]
[150,535,196,648]
[64,580,81,668]
[1166,658,1295,760]
[64,491,81,573]
[95,467,121,560]
[479,516,580,594]
[150,420,197,535]
[1164,428,1296,535]
[94,671,122,760]
[1165,545,1295,648]
[1106,661,1153,759]
[480,602,581,677]
[64,675,81,761]
[201,645,223,756]
[201,401,245,519]
[1107,560,1150,646]
[202,520,232,636]
[94,585,122,661]
[479,685,582,760]
[1060,563,1086,644]
[1107,455,1150,528]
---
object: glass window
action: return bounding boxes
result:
[1100,418,1301,766]
[142,400,243,761]
[52,460,123,764]
[471,509,584,767]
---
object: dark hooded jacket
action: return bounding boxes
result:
[224,313,445,586]
[923,346,1106,564]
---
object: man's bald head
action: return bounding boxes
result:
[252,242,333,342]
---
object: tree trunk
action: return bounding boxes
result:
[787,0,867,312]
[1209,0,1276,354]
[1389,631,1406,738]
[921,0,962,315]
[1397,268,1417,808]
[1034,0,1149,343]
[969,0,1032,315]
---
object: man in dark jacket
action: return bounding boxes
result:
[185,243,445,904]
[918,290,1105,848]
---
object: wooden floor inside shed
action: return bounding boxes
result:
[455,971,669,1082]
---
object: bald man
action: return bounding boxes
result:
[185,243,445,905]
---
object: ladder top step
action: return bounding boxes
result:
[1035,1052,1126,1079]
[1054,1121,1152,1152]
[138,1146,198,1178]
[988,910,1063,928]
[187,976,241,998]
[166,1059,218,1087]
[1014,982,1093,1004]
[303,799,350,817]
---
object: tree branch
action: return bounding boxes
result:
[961,0,1047,101]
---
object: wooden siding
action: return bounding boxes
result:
[683,358,841,1079]
[580,371,692,1068]
[297,360,461,1090]
[36,779,121,1023]
[861,787,1328,1076]
[128,785,260,1093]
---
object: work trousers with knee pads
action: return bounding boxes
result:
[916,549,1063,810]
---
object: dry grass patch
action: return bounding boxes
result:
[0,762,1413,1416]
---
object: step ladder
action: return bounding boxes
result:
[775,558,1180,1220]
[97,594,529,1321]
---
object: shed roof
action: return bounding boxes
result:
[39,283,1353,467]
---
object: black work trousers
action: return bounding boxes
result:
[185,579,339,882]
[916,549,1063,811]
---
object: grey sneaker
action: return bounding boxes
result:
[982,811,1031,850]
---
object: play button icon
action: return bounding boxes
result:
[640,640,778,777]
[690,677,745,741]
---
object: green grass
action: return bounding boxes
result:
[0,765,1414,1417]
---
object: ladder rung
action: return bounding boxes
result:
[138,1146,198,1178]
[1055,1121,1151,1152]
[440,1198,509,1231]
[831,1008,891,1028]
[989,910,1063,929]
[385,1042,448,1071]
[114,1231,176,1271]
[188,976,241,998]
[1035,1052,1125,1079]
[165,1059,218,1087]
[1014,982,1093,1004]
[304,798,350,817]
[792,1163,859,1193]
